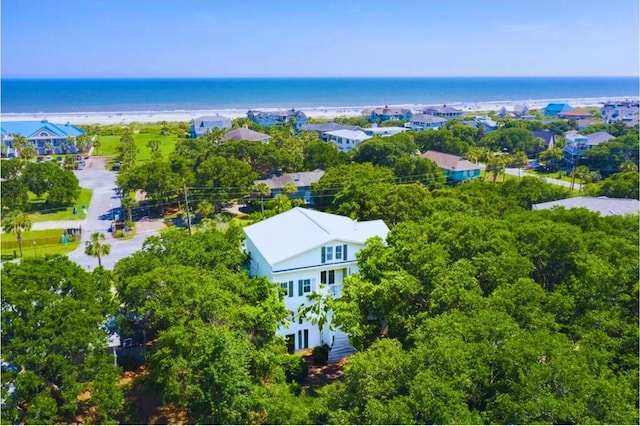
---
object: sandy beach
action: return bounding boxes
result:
[1,96,637,126]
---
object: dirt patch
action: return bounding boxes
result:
[303,355,349,390]
[116,367,192,425]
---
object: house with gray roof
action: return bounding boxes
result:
[324,129,371,152]
[363,106,413,123]
[420,150,481,182]
[300,122,360,141]
[532,130,556,150]
[532,196,639,216]
[422,105,464,119]
[563,131,615,166]
[222,127,271,143]
[190,115,232,138]
[247,109,308,128]
[253,169,325,204]
[408,114,446,131]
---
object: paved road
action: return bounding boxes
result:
[504,168,582,190]
[32,157,166,270]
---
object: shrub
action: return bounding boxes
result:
[281,354,308,383]
[312,344,330,364]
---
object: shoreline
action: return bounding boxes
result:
[2,96,637,125]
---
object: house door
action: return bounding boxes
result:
[285,334,295,354]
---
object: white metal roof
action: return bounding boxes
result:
[243,207,389,265]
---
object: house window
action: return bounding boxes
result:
[298,329,309,349]
[326,247,333,261]
[335,245,342,260]
[280,282,288,296]
[298,279,311,296]
[321,270,335,285]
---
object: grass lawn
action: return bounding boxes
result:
[98,133,179,161]
[526,170,585,184]
[1,228,80,260]
[27,188,93,222]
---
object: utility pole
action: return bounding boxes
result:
[183,184,192,234]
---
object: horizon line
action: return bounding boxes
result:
[3,75,639,80]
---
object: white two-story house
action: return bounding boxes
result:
[243,207,389,354]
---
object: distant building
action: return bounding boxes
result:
[222,127,271,143]
[420,150,482,182]
[253,169,325,204]
[299,122,360,142]
[558,108,592,120]
[531,130,556,150]
[324,129,371,152]
[563,131,615,166]
[1,120,84,158]
[422,105,464,119]
[407,114,446,131]
[247,109,308,128]
[495,105,529,118]
[532,196,639,216]
[543,103,574,117]
[463,116,498,132]
[600,100,640,127]
[190,115,232,138]
[361,126,408,137]
[363,106,413,123]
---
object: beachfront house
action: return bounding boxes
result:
[532,196,639,216]
[190,115,232,138]
[558,108,592,120]
[562,131,615,167]
[299,122,360,142]
[247,109,308,128]
[243,207,389,357]
[407,114,446,131]
[420,150,482,182]
[222,127,271,143]
[253,169,325,205]
[324,129,371,152]
[1,120,83,158]
[421,105,464,119]
[495,105,530,118]
[600,100,640,127]
[363,107,413,123]
[543,103,574,117]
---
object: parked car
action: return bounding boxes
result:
[37,156,44,162]
[111,162,121,171]
[45,155,53,161]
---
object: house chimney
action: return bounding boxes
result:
[353,219,358,231]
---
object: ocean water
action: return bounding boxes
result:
[1,77,638,114]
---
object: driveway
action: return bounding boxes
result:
[32,156,166,269]
[504,168,582,190]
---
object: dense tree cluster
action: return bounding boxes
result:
[1,160,81,214]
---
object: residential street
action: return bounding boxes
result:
[33,157,166,270]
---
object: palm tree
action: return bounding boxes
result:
[281,182,298,196]
[2,211,32,257]
[92,125,101,154]
[63,156,76,170]
[251,182,271,216]
[121,196,137,222]
[84,232,111,267]
[45,141,54,155]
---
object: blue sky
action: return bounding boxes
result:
[2,0,639,78]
